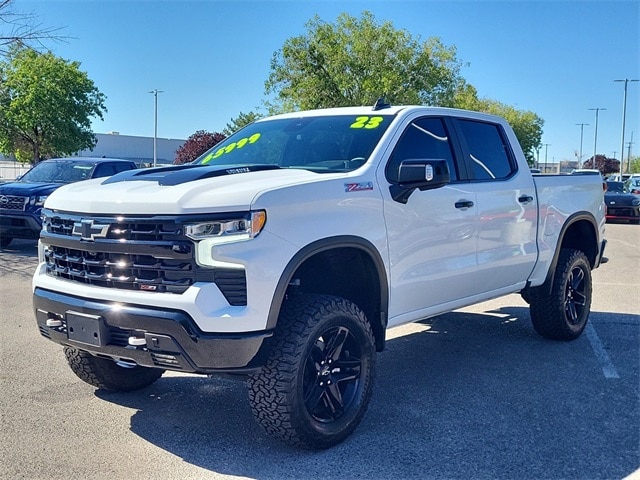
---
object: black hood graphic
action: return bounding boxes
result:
[102,164,281,187]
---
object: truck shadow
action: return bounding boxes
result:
[95,307,639,480]
[0,239,39,278]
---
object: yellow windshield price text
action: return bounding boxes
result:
[201,133,262,164]
[350,116,384,129]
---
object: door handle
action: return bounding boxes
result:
[455,200,474,210]
[518,195,534,204]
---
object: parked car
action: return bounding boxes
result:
[608,173,631,182]
[571,168,602,176]
[0,157,138,247]
[604,181,640,224]
[624,176,640,195]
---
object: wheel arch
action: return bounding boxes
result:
[539,211,601,293]
[266,236,389,351]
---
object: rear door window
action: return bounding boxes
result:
[456,120,515,181]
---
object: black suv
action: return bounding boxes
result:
[0,157,138,247]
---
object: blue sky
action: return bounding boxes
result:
[18,0,640,164]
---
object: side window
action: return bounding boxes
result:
[93,164,116,178]
[457,120,514,181]
[386,117,457,183]
[113,162,136,173]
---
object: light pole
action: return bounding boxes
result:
[614,78,639,175]
[543,143,550,172]
[627,132,635,173]
[588,107,606,165]
[576,123,589,165]
[148,89,164,167]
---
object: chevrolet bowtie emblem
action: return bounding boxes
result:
[72,220,110,241]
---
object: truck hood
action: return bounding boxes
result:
[44,164,322,214]
[0,181,62,197]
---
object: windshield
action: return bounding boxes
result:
[193,114,394,173]
[20,160,95,184]
[606,182,626,193]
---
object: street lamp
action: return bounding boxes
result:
[148,89,164,167]
[543,143,550,172]
[588,107,606,165]
[576,123,589,164]
[614,78,639,175]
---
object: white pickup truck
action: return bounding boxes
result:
[33,104,607,449]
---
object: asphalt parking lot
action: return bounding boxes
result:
[1,223,638,480]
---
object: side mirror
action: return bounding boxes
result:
[390,159,450,203]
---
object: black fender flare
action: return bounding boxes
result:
[536,211,602,294]
[265,236,389,346]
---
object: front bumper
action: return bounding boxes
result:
[33,287,273,374]
[0,212,42,239]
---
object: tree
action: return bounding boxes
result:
[0,48,106,162]
[223,111,263,136]
[629,156,640,174]
[0,0,67,56]
[582,155,620,175]
[265,11,466,112]
[174,130,225,165]
[265,11,544,165]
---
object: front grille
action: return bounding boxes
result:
[151,352,183,369]
[44,246,196,293]
[609,207,637,217]
[0,195,28,211]
[41,211,247,304]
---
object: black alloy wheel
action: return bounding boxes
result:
[303,325,363,424]
[563,262,587,326]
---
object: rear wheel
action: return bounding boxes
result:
[529,248,592,340]
[248,294,376,449]
[64,347,164,391]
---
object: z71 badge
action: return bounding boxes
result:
[345,182,374,192]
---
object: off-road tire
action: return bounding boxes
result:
[64,347,164,391]
[248,294,376,449]
[529,248,592,340]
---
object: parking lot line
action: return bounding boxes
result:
[585,323,620,379]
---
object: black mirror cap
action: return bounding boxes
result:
[390,159,451,203]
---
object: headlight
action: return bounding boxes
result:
[185,210,266,242]
[31,195,48,207]
[632,198,640,206]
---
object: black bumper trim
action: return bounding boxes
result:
[33,287,272,374]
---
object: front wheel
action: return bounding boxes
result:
[64,347,164,391]
[0,236,13,248]
[248,294,376,449]
[529,248,592,340]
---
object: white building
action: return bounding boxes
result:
[0,133,187,180]
[77,132,186,166]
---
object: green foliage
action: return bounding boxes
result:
[628,156,640,174]
[0,48,106,162]
[265,11,466,112]
[223,111,263,136]
[264,11,544,165]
